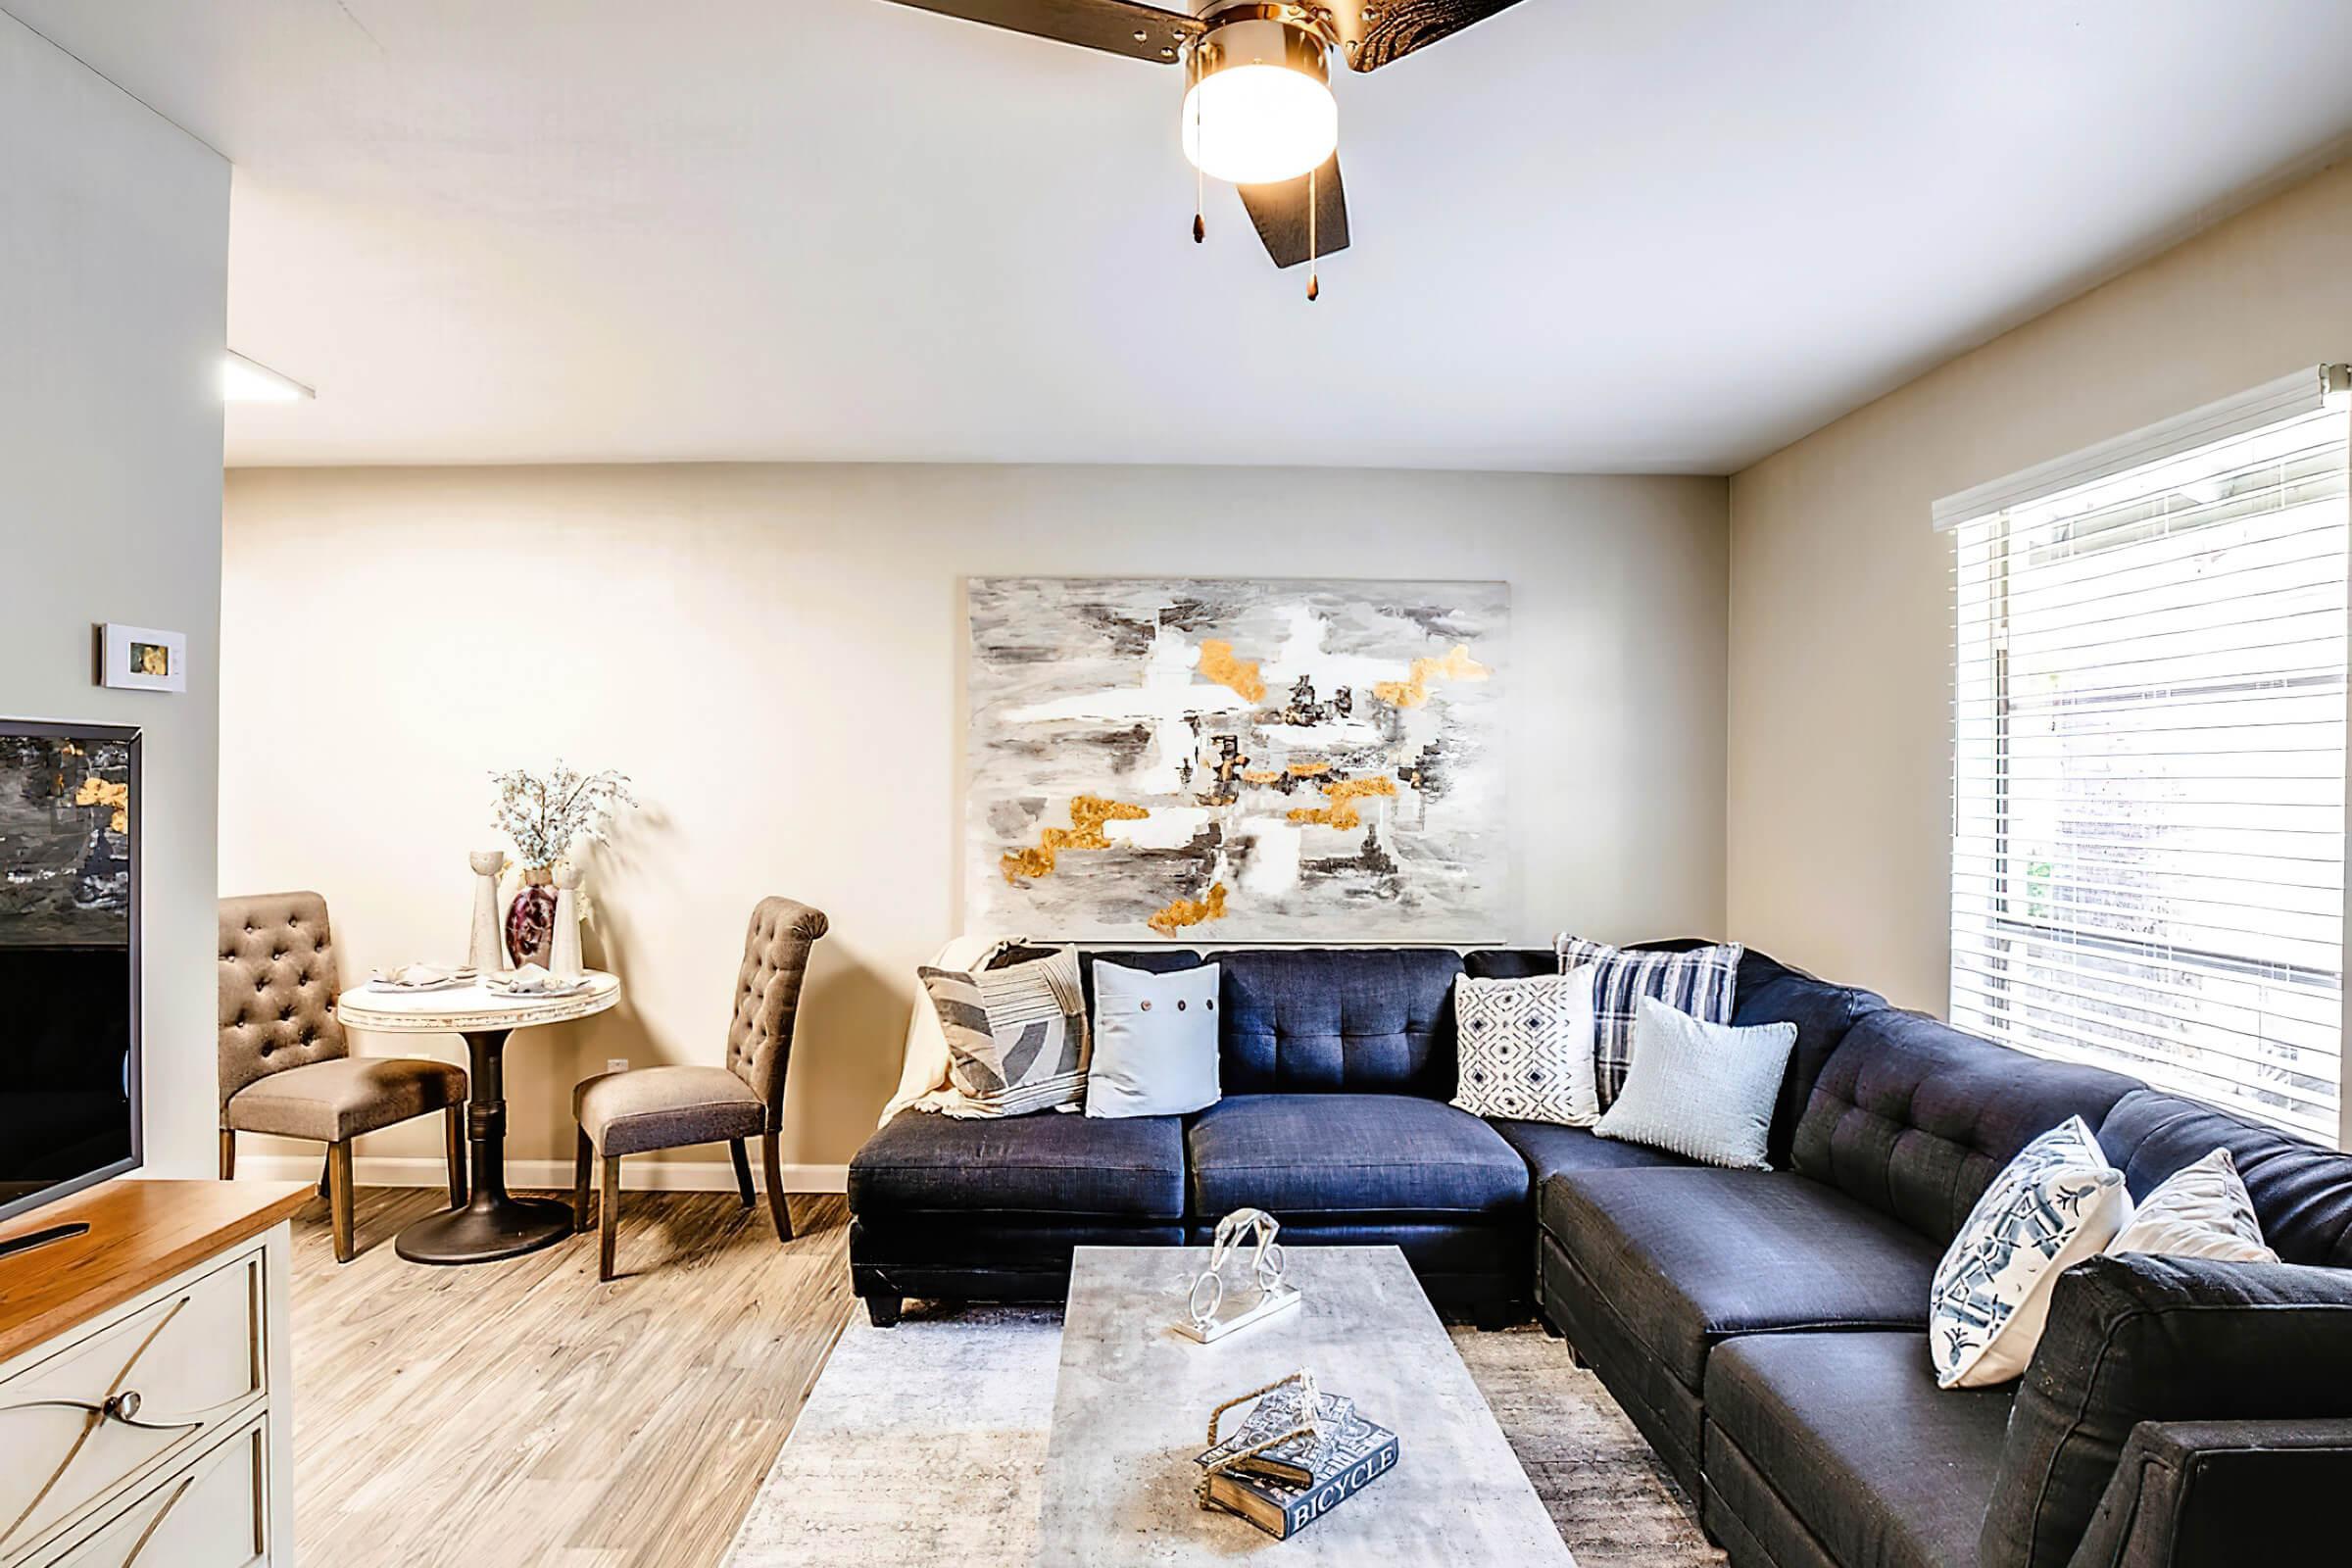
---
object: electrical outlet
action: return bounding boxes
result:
[606,1057,629,1075]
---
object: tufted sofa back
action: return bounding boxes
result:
[1723,954,1888,1169]
[218,891,347,1115]
[1793,1007,2141,1244]
[1214,948,1463,1097]
[725,897,830,1123]
[2097,1088,2352,1268]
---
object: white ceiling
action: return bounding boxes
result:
[11,0,2352,472]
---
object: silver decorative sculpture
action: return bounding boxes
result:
[467,850,509,974]
[548,861,584,980]
[1178,1207,1298,1344]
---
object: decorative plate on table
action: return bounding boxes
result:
[482,972,591,1001]
[368,964,478,993]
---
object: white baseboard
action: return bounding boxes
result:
[235,1152,849,1194]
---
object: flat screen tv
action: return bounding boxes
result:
[0,721,140,1226]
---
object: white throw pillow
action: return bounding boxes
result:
[1930,1116,2132,1389]
[1084,961,1221,1119]
[1591,996,1795,1169]
[1450,967,1600,1127]
[2107,1148,2278,1264]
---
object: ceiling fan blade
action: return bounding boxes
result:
[1236,154,1350,270]
[878,0,1201,64]
[1330,0,1527,73]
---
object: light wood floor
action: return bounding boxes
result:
[287,1183,854,1568]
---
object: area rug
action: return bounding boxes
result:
[722,1304,1722,1567]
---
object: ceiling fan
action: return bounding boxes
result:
[877,0,1527,296]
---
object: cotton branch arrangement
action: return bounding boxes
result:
[489,762,636,872]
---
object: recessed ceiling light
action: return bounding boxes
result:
[221,350,315,403]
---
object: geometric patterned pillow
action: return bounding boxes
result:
[1449,967,1599,1128]
[1552,933,1742,1110]
[1930,1115,2131,1389]
[918,946,1090,1117]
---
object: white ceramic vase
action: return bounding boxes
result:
[467,850,509,974]
[549,861,584,979]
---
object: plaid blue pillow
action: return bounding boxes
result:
[1552,933,1743,1107]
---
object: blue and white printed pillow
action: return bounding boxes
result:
[1929,1116,2132,1389]
[1450,966,1599,1128]
[1551,933,1742,1109]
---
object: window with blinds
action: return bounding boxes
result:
[1950,375,2352,1144]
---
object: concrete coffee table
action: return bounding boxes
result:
[1036,1246,1575,1565]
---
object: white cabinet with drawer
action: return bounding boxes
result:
[0,1183,304,1568]
[39,1417,270,1568]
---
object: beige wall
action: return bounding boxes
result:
[1728,157,2352,1016]
[220,464,1730,1182]
[3,15,227,1179]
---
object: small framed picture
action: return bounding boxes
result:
[98,624,188,693]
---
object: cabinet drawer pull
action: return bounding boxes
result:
[2,1393,191,1434]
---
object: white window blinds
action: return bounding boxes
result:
[1949,370,2352,1144]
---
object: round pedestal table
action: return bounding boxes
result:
[335,972,620,1265]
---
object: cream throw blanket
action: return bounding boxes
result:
[880,933,1028,1124]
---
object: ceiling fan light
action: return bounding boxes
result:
[1180,21,1337,186]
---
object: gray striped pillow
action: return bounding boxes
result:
[1553,933,1743,1109]
[919,947,1091,1116]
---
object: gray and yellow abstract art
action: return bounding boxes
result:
[965,576,1509,942]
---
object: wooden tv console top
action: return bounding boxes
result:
[0,1178,310,1364]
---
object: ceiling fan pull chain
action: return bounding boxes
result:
[1306,167,1320,301]
[1192,74,1206,244]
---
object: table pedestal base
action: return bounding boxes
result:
[395,1195,574,1265]
[393,1024,575,1266]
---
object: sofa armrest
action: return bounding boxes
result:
[1980,1253,2352,1568]
[2067,1417,2352,1568]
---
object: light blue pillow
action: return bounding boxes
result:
[1084,960,1222,1119]
[1593,996,1796,1169]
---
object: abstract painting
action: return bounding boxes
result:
[965,577,1508,941]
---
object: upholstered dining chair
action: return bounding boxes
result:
[219,891,469,1262]
[572,897,828,1280]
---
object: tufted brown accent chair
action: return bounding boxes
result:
[219,891,469,1262]
[571,897,828,1280]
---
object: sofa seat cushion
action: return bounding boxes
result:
[1187,1094,1527,1223]
[224,1054,466,1143]
[1544,1167,1940,1392]
[850,1107,1186,1223]
[1707,1331,2013,1568]
[1489,1116,1693,1185]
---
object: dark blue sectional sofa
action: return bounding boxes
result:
[846,942,2352,1567]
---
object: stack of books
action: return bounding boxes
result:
[1195,1386,1400,1540]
